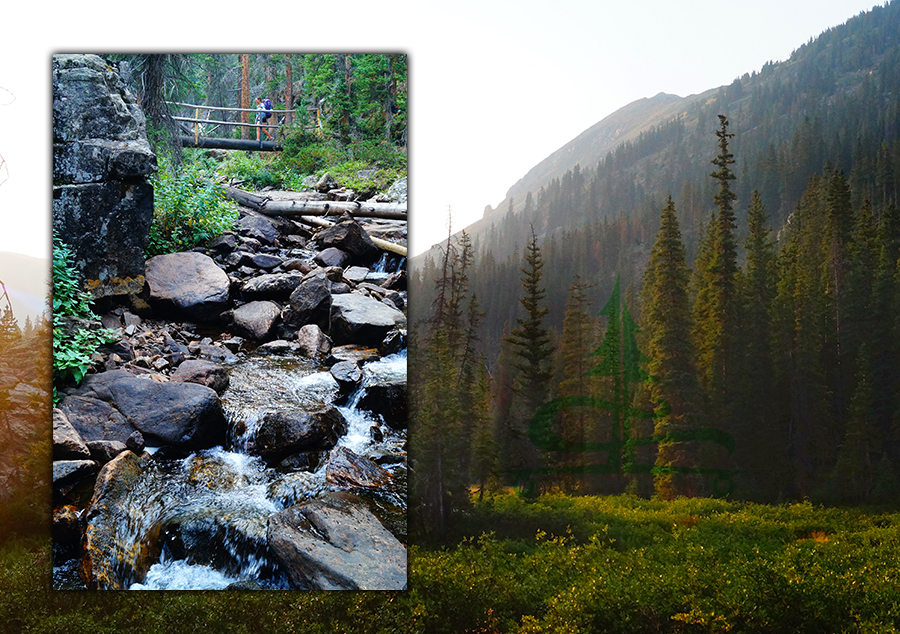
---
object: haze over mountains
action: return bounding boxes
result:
[415,0,900,266]
[0,251,49,325]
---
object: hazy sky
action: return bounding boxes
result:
[0,0,885,261]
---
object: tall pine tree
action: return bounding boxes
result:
[642,196,702,498]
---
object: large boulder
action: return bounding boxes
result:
[170,359,230,394]
[284,276,332,330]
[313,219,380,265]
[145,252,230,321]
[266,492,406,590]
[295,324,332,360]
[52,54,157,298]
[232,300,281,341]
[253,407,347,462]
[329,293,406,346]
[102,377,227,449]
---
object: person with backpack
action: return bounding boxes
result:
[255,96,273,142]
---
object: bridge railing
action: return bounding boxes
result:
[165,101,306,145]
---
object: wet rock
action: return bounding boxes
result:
[314,219,380,266]
[53,505,83,557]
[325,446,393,489]
[277,451,326,474]
[266,491,406,590]
[295,324,332,360]
[241,272,305,299]
[253,340,297,356]
[80,451,151,589]
[330,361,362,394]
[53,407,91,460]
[281,258,313,273]
[314,247,350,268]
[329,293,407,346]
[380,329,407,356]
[358,380,407,430]
[233,300,281,341]
[145,252,230,321]
[170,359,230,394]
[284,276,331,329]
[254,407,348,462]
[60,395,137,444]
[226,580,264,590]
[327,345,380,366]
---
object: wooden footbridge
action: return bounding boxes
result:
[167,101,308,151]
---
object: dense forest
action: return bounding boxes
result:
[410,0,900,537]
[105,53,407,153]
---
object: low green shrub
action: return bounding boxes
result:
[147,155,238,256]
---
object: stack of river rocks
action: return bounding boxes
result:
[52,206,407,590]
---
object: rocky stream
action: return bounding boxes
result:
[52,203,408,590]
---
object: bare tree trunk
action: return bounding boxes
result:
[285,54,293,128]
[240,54,250,140]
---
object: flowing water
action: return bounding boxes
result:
[54,348,407,590]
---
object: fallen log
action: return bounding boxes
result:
[179,136,279,152]
[222,186,407,220]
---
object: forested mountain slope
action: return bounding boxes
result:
[413,0,900,354]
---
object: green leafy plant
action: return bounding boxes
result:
[52,234,117,401]
[147,155,238,256]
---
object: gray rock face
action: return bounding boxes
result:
[145,252,230,321]
[170,359,230,394]
[314,247,350,268]
[52,54,156,298]
[266,492,406,590]
[329,293,407,345]
[232,300,281,341]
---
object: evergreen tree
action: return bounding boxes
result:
[641,196,702,498]
[506,227,554,424]
[692,115,740,464]
[735,190,783,499]
[555,275,598,490]
[504,227,554,478]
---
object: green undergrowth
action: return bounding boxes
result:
[147,153,239,257]
[12,493,899,632]
[215,131,406,195]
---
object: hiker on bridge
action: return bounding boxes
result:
[255,96,273,141]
